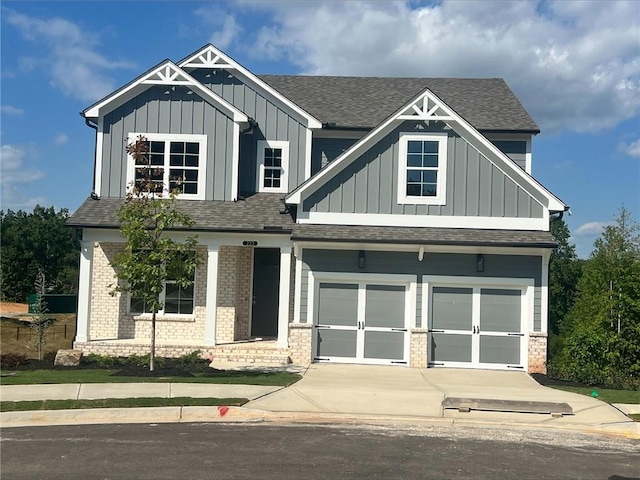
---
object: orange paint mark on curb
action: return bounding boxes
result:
[217,406,229,417]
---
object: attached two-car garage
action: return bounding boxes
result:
[308,271,532,370]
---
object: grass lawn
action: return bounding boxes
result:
[547,385,639,405]
[0,368,301,386]
[0,397,247,412]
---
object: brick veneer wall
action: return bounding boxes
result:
[87,242,208,344]
[216,246,253,343]
[410,328,428,367]
[528,332,547,374]
[289,323,312,365]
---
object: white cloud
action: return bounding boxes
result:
[619,138,640,158]
[574,221,610,236]
[4,8,134,102]
[0,145,44,184]
[194,6,243,50]
[54,133,69,146]
[1,105,24,115]
[242,0,639,134]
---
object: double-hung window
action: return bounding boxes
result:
[127,133,207,199]
[129,252,196,316]
[397,133,448,205]
[257,140,289,193]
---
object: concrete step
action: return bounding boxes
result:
[209,345,291,366]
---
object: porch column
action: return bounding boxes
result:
[75,241,94,343]
[204,245,220,346]
[277,246,292,348]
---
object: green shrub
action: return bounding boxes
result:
[176,350,204,367]
[1,352,28,368]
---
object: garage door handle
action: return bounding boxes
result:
[508,333,524,336]
[430,329,445,333]
[391,328,407,332]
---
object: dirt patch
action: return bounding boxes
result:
[0,303,28,314]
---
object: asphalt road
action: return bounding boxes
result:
[1,423,638,480]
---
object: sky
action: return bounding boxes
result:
[1,0,639,257]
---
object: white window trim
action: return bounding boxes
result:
[397,132,448,206]
[257,140,289,194]
[126,132,207,200]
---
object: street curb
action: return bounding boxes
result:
[2,406,638,440]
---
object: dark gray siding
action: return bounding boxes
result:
[100,86,236,201]
[303,121,543,218]
[191,70,309,192]
[490,140,527,170]
[301,249,542,331]
[311,138,357,175]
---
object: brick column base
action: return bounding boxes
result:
[528,332,548,374]
[289,323,313,365]
[410,328,428,367]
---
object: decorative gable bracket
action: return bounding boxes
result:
[181,49,234,69]
[142,64,193,86]
[397,93,454,122]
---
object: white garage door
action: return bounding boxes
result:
[313,278,413,365]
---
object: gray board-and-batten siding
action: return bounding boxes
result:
[190,69,309,193]
[303,121,543,218]
[300,249,543,331]
[101,86,236,201]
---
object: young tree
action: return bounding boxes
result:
[30,270,55,360]
[552,207,640,387]
[110,136,200,371]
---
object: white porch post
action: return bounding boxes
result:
[204,244,220,346]
[277,246,292,348]
[75,241,94,343]
[540,250,551,334]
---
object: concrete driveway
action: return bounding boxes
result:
[246,364,634,430]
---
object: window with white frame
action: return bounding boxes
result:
[127,133,207,199]
[397,133,448,205]
[129,252,196,316]
[257,140,289,193]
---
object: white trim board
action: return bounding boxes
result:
[84,60,248,123]
[286,89,565,213]
[179,44,322,129]
[296,211,550,231]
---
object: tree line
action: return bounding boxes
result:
[549,207,639,389]
[1,206,79,303]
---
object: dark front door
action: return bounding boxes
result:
[251,248,280,337]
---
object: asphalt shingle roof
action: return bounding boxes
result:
[258,75,539,132]
[68,195,554,248]
[67,194,295,233]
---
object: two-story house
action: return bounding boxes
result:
[68,44,567,373]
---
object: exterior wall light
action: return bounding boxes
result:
[358,250,366,269]
[476,254,485,272]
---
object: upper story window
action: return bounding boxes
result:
[397,133,448,205]
[257,140,289,193]
[126,133,207,200]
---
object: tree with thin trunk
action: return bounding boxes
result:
[30,269,55,361]
[110,136,200,371]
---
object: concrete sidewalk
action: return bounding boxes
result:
[1,365,638,439]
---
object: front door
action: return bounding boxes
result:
[251,248,280,337]
[428,285,526,369]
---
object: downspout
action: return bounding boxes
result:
[83,115,100,200]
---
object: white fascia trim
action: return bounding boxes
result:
[397,132,448,206]
[126,132,208,200]
[94,118,104,197]
[84,60,247,123]
[287,89,565,212]
[296,211,548,231]
[296,241,550,257]
[179,45,322,129]
[304,129,312,181]
[257,140,289,194]
[231,122,240,201]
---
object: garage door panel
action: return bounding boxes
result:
[431,287,473,331]
[430,333,472,363]
[364,331,404,360]
[316,329,357,358]
[365,285,405,328]
[318,283,358,327]
[479,336,520,365]
[480,289,521,333]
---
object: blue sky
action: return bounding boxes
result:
[1,0,638,257]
